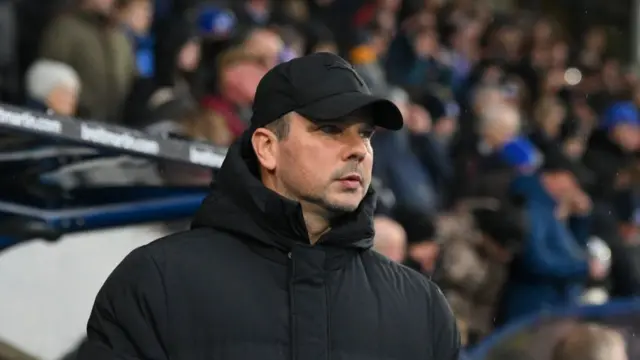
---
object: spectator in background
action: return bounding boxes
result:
[195,5,239,93]
[387,25,454,95]
[233,0,283,28]
[0,0,19,103]
[115,0,154,77]
[350,24,392,96]
[280,0,309,25]
[373,216,407,263]
[277,25,305,60]
[201,47,268,140]
[453,84,505,154]
[452,100,519,201]
[577,26,608,73]
[25,60,81,117]
[499,158,605,324]
[419,92,458,146]
[154,18,201,101]
[302,23,338,55]
[394,206,440,275]
[372,87,439,213]
[477,102,521,155]
[437,200,525,346]
[552,323,628,360]
[143,88,225,185]
[528,96,573,164]
[531,96,567,143]
[409,94,455,202]
[445,19,482,97]
[242,27,285,69]
[115,0,155,126]
[143,87,196,135]
[583,102,640,297]
[39,0,135,123]
[584,102,640,207]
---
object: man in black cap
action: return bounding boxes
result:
[77,52,460,360]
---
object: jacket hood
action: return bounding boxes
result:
[191,132,376,251]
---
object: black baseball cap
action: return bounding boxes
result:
[249,52,404,130]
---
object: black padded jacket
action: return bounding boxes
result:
[77,134,461,360]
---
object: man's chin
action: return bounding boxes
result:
[322,198,363,214]
[301,193,363,215]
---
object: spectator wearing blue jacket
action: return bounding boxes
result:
[115,0,156,126]
[497,153,605,324]
[115,0,155,78]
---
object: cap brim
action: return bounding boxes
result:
[295,92,404,130]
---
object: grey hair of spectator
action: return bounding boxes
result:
[25,60,80,102]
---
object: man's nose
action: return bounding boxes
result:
[343,132,368,162]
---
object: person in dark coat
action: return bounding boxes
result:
[77,52,460,360]
[582,101,640,297]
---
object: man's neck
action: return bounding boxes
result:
[300,205,331,244]
[261,175,331,244]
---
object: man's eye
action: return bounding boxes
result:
[318,125,343,134]
[360,129,375,139]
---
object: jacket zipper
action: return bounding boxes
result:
[325,282,332,360]
[288,251,297,360]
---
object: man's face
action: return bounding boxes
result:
[273,110,375,215]
[612,123,640,152]
[48,85,78,116]
[541,170,578,200]
[178,41,201,72]
[121,0,152,35]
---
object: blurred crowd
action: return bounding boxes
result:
[0,0,639,355]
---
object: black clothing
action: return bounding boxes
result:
[77,133,460,360]
[582,130,636,203]
[251,52,403,130]
[583,130,640,296]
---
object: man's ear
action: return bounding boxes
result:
[252,128,278,171]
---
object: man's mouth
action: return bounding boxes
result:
[338,173,362,188]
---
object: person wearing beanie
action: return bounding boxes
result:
[582,101,640,297]
[25,59,81,116]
